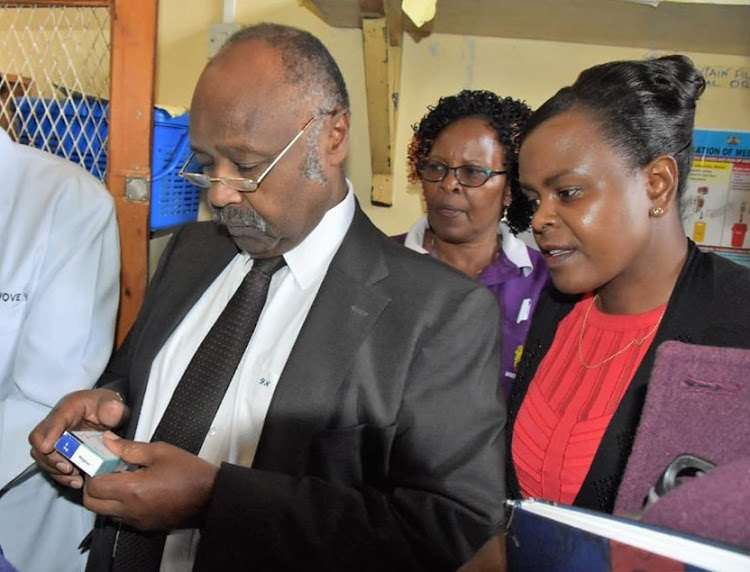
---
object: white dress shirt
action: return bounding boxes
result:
[135,184,355,571]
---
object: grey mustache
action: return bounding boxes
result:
[213,205,268,232]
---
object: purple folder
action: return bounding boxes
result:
[615,341,750,549]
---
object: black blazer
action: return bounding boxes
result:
[88,205,507,572]
[507,240,750,513]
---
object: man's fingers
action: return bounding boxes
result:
[83,480,128,519]
[30,446,85,481]
[48,471,85,490]
[97,396,128,429]
[30,414,69,454]
[101,432,151,467]
[83,467,150,528]
[29,389,115,453]
[80,443,217,531]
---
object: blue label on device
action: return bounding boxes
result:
[54,432,81,459]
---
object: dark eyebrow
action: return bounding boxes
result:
[520,168,575,192]
[216,144,267,157]
[542,169,575,187]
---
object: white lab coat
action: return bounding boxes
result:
[0,127,120,571]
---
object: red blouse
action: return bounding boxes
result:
[512,294,666,504]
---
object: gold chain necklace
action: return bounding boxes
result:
[578,295,665,369]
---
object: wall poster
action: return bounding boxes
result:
[682,129,750,267]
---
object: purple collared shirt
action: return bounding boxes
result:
[475,247,548,397]
[394,217,548,397]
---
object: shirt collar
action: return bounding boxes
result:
[244,179,355,290]
[403,214,535,276]
[403,215,430,253]
[499,222,534,277]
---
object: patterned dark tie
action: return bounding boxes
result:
[111,255,287,572]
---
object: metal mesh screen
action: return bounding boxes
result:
[0,4,110,180]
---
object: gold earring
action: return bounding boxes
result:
[650,206,665,218]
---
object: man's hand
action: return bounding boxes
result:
[29,388,128,488]
[83,433,219,531]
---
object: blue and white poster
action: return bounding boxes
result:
[683,129,750,267]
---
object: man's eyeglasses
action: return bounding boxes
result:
[179,115,318,192]
[416,159,507,188]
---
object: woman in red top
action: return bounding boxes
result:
[505,54,750,515]
[460,53,750,572]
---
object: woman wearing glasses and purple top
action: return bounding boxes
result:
[394,90,548,397]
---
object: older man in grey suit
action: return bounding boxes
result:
[30,23,506,572]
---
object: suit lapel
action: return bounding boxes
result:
[254,207,390,471]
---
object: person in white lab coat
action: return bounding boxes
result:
[0,126,120,571]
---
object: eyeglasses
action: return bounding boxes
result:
[179,115,318,192]
[416,159,507,188]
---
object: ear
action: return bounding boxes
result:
[323,110,350,168]
[645,154,678,213]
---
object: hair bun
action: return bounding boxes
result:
[521,52,706,202]
[654,54,706,106]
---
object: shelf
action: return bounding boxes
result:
[308,0,750,56]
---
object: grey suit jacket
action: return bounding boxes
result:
[89,205,506,571]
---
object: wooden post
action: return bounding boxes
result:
[361,4,402,207]
[108,0,157,346]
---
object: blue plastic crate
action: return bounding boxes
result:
[16,97,201,231]
[17,97,110,180]
[149,108,201,231]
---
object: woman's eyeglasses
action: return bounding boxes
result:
[417,159,507,188]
